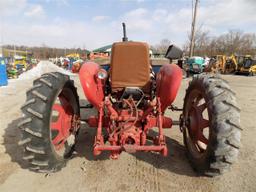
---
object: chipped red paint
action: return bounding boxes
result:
[78,62,182,159]
[50,97,74,150]
[79,62,105,110]
[156,64,183,111]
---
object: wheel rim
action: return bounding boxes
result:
[185,89,210,154]
[50,90,79,156]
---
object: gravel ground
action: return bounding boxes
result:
[0,66,255,192]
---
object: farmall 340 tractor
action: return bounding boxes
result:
[19,24,241,176]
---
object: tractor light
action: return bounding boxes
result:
[97,69,108,80]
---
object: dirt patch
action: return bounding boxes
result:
[0,71,255,192]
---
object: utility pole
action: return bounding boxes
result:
[189,0,199,57]
[14,44,16,56]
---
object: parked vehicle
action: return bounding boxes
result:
[14,56,27,71]
[187,56,205,73]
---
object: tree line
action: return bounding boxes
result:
[184,29,256,56]
[2,45,90,59]
[151,30,256,57]
[3,30,256,59]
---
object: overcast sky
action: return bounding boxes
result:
[0,0,256,50]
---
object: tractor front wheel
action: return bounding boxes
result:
[182,74,241,176]
[18,72,80,172]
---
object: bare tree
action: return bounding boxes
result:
[152,39,171,54]
[184,29,256,57]
[194,30,210,56]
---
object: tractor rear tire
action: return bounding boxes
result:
[18,72,80,172]
[182,73,241,176]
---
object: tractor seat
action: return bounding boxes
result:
[110,41,151,92]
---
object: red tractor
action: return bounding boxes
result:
[19,24,241,176]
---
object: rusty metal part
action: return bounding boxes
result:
[88,95,171,159]
[185,90,209,152]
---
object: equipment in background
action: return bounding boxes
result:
[223,54,238,74]
[71,59,83,73]
[205,54,238,74]
[14,55,27,71]
[236,55,256,76]
[65,53,81,70]
[186,56,205,74]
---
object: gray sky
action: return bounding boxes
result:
[0,0,255,50]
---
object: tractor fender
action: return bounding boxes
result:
[79,62,104,109]
[156,64,182,112]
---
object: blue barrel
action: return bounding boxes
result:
[0,57,8,86]
[152,65,162,73]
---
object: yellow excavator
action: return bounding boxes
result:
[236,55,256,76]
[206,55,238,74]
[224,54,238,73]
[204,55,224,73]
